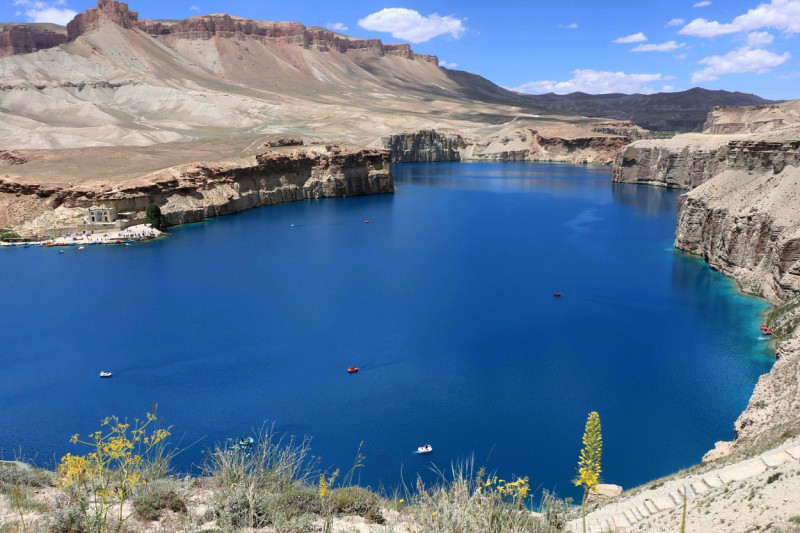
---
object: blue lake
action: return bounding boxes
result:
[0,161,774,499]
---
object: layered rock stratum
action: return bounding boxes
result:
[0,139,392,234]
[0,22,66,57]
[379,121,647,164]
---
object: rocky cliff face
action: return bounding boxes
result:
[67,0,138,40]
[0,24,67,57]
[590,121,651,141]
[382,129,469,163]
[615,122,800,459]
[674,161,800,456]
[703,101,800,135]
[382,123,640,165]
[613,135,800,189]
[1,145,392,233]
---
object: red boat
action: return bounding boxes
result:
[762,328,773,335]
[348,367,359,373]
[553,292,562,297]
[364,220,370,224]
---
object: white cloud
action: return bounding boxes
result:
[694,1,712,7]
[358,8,465,43]
[632,41,686,52]
[675,53,687,59]
[190,5,200,13]
[614,32,647,43]
[691,46,790,82]
[326,22,349,32]
[661,84,676,92]
[512,69,666,95]
[13,0,76,25]
[667,18,685,27]
[438,59,458,68]
[558,23,578,29]
[680,0,800,38]
[746,30,774,46]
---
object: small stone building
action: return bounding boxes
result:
[87,205,117,224]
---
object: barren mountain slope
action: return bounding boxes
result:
[0,1,578,151]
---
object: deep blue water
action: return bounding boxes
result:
[0,162,774,499]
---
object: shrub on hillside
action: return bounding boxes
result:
[133,479,187,521]
[328,486,384,523]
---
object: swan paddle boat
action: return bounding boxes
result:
[417,444,433,454]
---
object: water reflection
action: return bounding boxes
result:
[393,161,611,195]
[612,182,683,217]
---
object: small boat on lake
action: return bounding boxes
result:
[348,367,359,373]
[417,444,433,454]
[238,436,254,447]
[553,292,562,297]
[99,371,112,378]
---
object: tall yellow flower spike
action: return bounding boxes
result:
[574,411,602,533]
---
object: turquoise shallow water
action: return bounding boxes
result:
[0,162,774,498]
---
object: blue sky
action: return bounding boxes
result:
[4,0,799,99]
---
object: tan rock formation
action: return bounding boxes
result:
[67,0,139,40]
[586,484,623,504]
[0,23,67,57]
[704,100,800,134]
[590,121,651,141]
[613,129,800,189]
[382,123,642,165]
[0,143,392,235]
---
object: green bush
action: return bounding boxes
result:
[133,486,187,521]
[47,499,87,533]
[0,462,54,488]
[328,486,384,523]
[270,489,322,519]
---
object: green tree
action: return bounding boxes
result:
[145,203,163,230]
[573,411,602,533]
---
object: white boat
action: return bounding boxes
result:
[417,444,433,454]
[78,246,85,250]
[99,371,112,378]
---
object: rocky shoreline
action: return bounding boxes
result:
[612,122,800,465]
[0,143,393,238]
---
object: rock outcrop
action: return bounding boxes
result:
[383,129,469,163]
[67,0,138,40]
[62,3,440,64]
[613,134,800,189]
[0,24,67,57]
[590,121,651,141]
[1,145,392,234]
[382,124,642,165]
[703,101,800,135]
